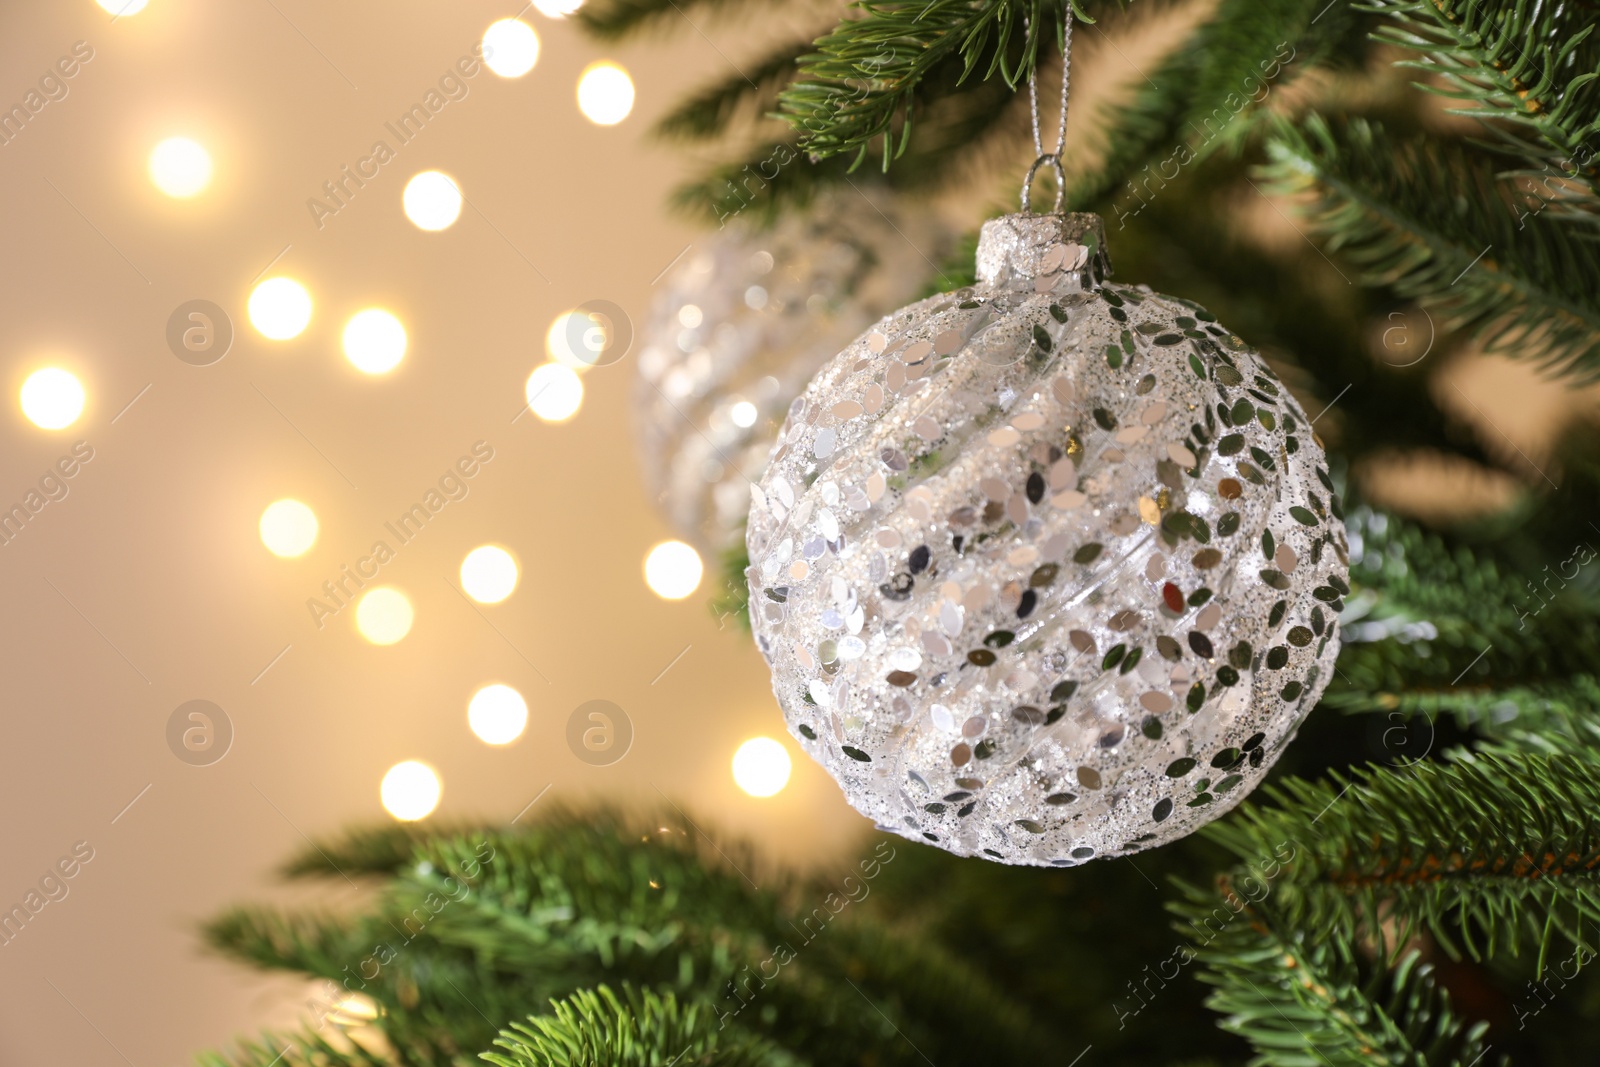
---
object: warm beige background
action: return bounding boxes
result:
[2,4,1595,1066]
[0,4,875,1064]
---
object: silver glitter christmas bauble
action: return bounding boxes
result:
[635,190,946,557]
[745,212,1347,865]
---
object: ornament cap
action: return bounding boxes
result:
[976,212,1111,291]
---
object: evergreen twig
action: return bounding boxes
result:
[1362,0,1600,217]
[1202,754,1600,971]
[1177,880,1496,1067]
[1260,115,1600,383]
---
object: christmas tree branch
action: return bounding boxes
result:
[1332,508,1600,695]
[204,909,369,979]
[1322,674,1600,759]
[277,821,495,880]
[1177,881,1495,1067]
[1175,0,1369,162]
[1260,115,1600,383]
[655,41,811,142]
[484,986,783,1067]
[196,1029,392,1067]
[1361,0,1600,216]
[778,0,1069,168]
[576,0,761,42]
[672,48,1023,223]
[1203,754,1600,971]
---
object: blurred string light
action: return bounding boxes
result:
[546,310,605,372]
[482,19,540,78]
[732,737,792,797]
[327,994,380,1027]
[248,277,313,340]
[460,545,518,603]
[342,309,407,374]
[532,0,585,17]
[577,62,634,125]
[468,684,528,745]
[356,587,413,645]
[381,760,441,820]
[97,0,149,15]
[403,170,462,231]
[148,139,212,199]
[259,499,318,557]
[525,362,583,422]
[149,137,212,198]
[644,540,702,600]
[19,368,85,430]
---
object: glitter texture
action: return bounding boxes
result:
[746,212,1347,865]
[635,189,947,555]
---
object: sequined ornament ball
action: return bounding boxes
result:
[635,190,943,557]
[745,212,1347,865]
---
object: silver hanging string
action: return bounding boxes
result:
[1020,6,1074,214]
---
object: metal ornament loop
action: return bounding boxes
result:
[1020,8,1074,214]
[1021,154,1066,214]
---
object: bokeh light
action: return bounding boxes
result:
[149,137,212,198]
[248,277,313,340]
[468,684,529,745]
[329,994,380,1026]
[19,368,85,430]
[730,400,758,428]
[259,499,318,558]
[644,540,702,600]
[546,310,603,371]
[460,545,519,603]
[732,737,792,797]
[532,0,585,16]
[97,0,149,12]
[403,171,463,231]
[525,362,583,422]
[577,62,634,125]
[355,587,414,645]
[483,19,539,77]
[342,309,407,374]
[380,760,441,820]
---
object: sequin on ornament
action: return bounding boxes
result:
[745,212,1346,865]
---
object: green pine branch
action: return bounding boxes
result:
[1202,754,1600,973]
[196,1029,391,1067]
[1322,673,1600,760]
[1177,880,1495,1067]
[278,823,491,880]
[779,0,1076,169]
[669,142,857,225]
[413,826,1060,1064]
[483,986,783,1067]
[204,909,369,979]
[576,0,758,41]
[1333,507,1600,695]
[202,810,1069,1067]
[1260,115,1600,383]
[656,42,810,142]
[1176,0,1368,161]
[671,59,1019,223]
[1361,0,1600,215]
